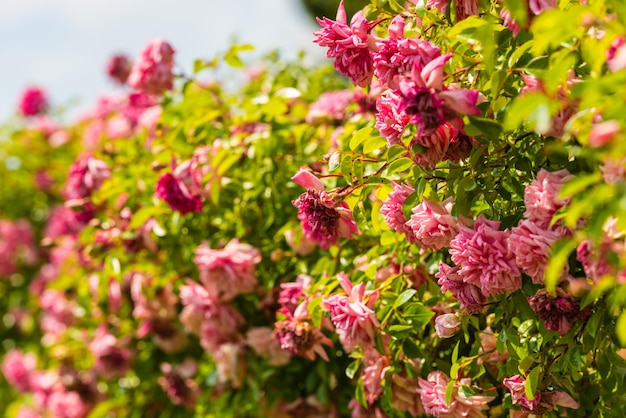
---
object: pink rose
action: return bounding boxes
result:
[17,86,48,117]
[128,39,176,94]
[406,197,458,249]
[106,53,132,84]
[434,313,461,338]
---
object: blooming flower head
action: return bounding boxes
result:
[1,350,37,392]
[274,301,332,361]
[246,327,292,366]
[390,372,425,417]
[362,346,390,405]
[607,36,626,72]
[523,169,572,229]
[159,359,201,409]
[106,54,132,84]
[418,371,493,417]
[313,0,377,87]
[503,374,541,412]
[89,326,131,378]
[375,89,411,146]
[323,272,380,349]
[449,216,521,297]
[278,274,311,314]
[406,197,459,249]
[380,181,415,238]
[528,288,589,336]
[292,168,359,250]
[436,262,486,313]
[509,218,564,284]
[128,38,176,94]
[18,86,48,117]
[373,15,441,89]
[434,313,461,338]
[63,153,111,201]
[193,239,261,301]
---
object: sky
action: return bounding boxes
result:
[0,0,327,121]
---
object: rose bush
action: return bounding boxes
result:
[2,0,626,417]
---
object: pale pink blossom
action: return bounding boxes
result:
[601,157,626,183]
[418,371,493,417]
[246,327,292,366]
[46,390,89,418]
[1,350,37,392]
[193,239,261,301]
[39,289,76,344]
[306,90,354,123]
[380,182,415,238]
[18,86,48,116]
[292,168,359,250]
[503,375,540,412]
[128,38,175,94]
[523,169,572,229]
[323,273,380,349]
[362,346,390,405]
[15,407,41,418]
[406,197,459,249]
[435,313,461,338]
[159,359,201,409]
[450,216,521,297]
[436,262,486,313]
[509,219,564,283]
[278,274,311,314]
[390,373,425,417]
[213,343,246,388]
[313,0,378,87]
[528,288,590,336]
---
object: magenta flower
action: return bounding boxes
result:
[380,181,415,238]
[17,86,48,117]
[313,0,378,87]
[106,54,132,84]
[292,168,359,250]
[278,274,311,314]
[63,153,111,201]
[528,288,589,336]
[155,172,202,214]
[1,350,37,392]
[523,169,572,229]
[375,89,411,146]
[128,38,176,94]
[373,15,441,89]
[509,218,564,284]
[406,197,459,249]
[159,359,201,409]
[418,371,493,417]
[449,216,521,297]
[323,272,380,349]
[193,239,261,301]
[436,262,486,313]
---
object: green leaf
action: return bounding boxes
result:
[224,44,255,68]
[387,157,414,175]
[346,359,361,379]
[458,385,476,398]
[363,136,388,154]
[466,116,503,139]
[349,127,374,151]
[394,289,417,308]
[545,239,578,293]
[503,93,560,133]
[525,367,542,401]
[402,338,421,359]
